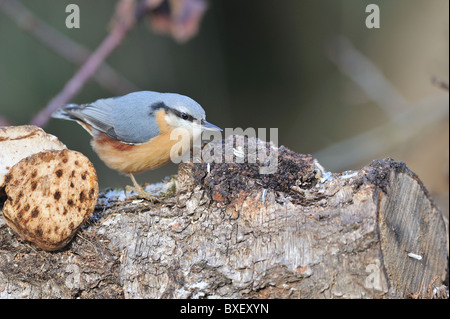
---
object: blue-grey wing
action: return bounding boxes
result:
[54,91,162,144]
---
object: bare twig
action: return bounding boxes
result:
[2,0,209,128]
[325,36,408,120]
[29,0,138,127]
[313,94,449,170]
[313,36,449,171]
[0,0,139,96]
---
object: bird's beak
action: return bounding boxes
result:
[201,120,222,132]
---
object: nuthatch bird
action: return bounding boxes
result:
[52,91,222,199]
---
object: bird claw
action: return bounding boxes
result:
[125,185,157,202]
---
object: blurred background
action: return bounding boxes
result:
[0,0,448,217]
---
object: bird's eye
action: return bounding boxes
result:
[181,112,189,120]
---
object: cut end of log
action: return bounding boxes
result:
[368,159,448,298]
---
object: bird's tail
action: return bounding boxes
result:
[51,104,96,136]
[51,104,80,121]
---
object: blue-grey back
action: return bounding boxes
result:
[53,91,206,144]
[106,91,163,143]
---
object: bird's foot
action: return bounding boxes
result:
[125,184,157,202]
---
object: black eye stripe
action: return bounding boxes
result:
[172,109,195,122]
[150,102,196,122]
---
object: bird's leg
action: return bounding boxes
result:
[125,173,156,201]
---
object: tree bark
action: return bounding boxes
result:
[0,136,448,299]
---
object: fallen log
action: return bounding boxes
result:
[0,136,448,299]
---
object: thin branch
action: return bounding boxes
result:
[0,0,139,96]
[313,94,449,171]
[314,36,449,171]
[325,36,408,120]
[29,0,138,127]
